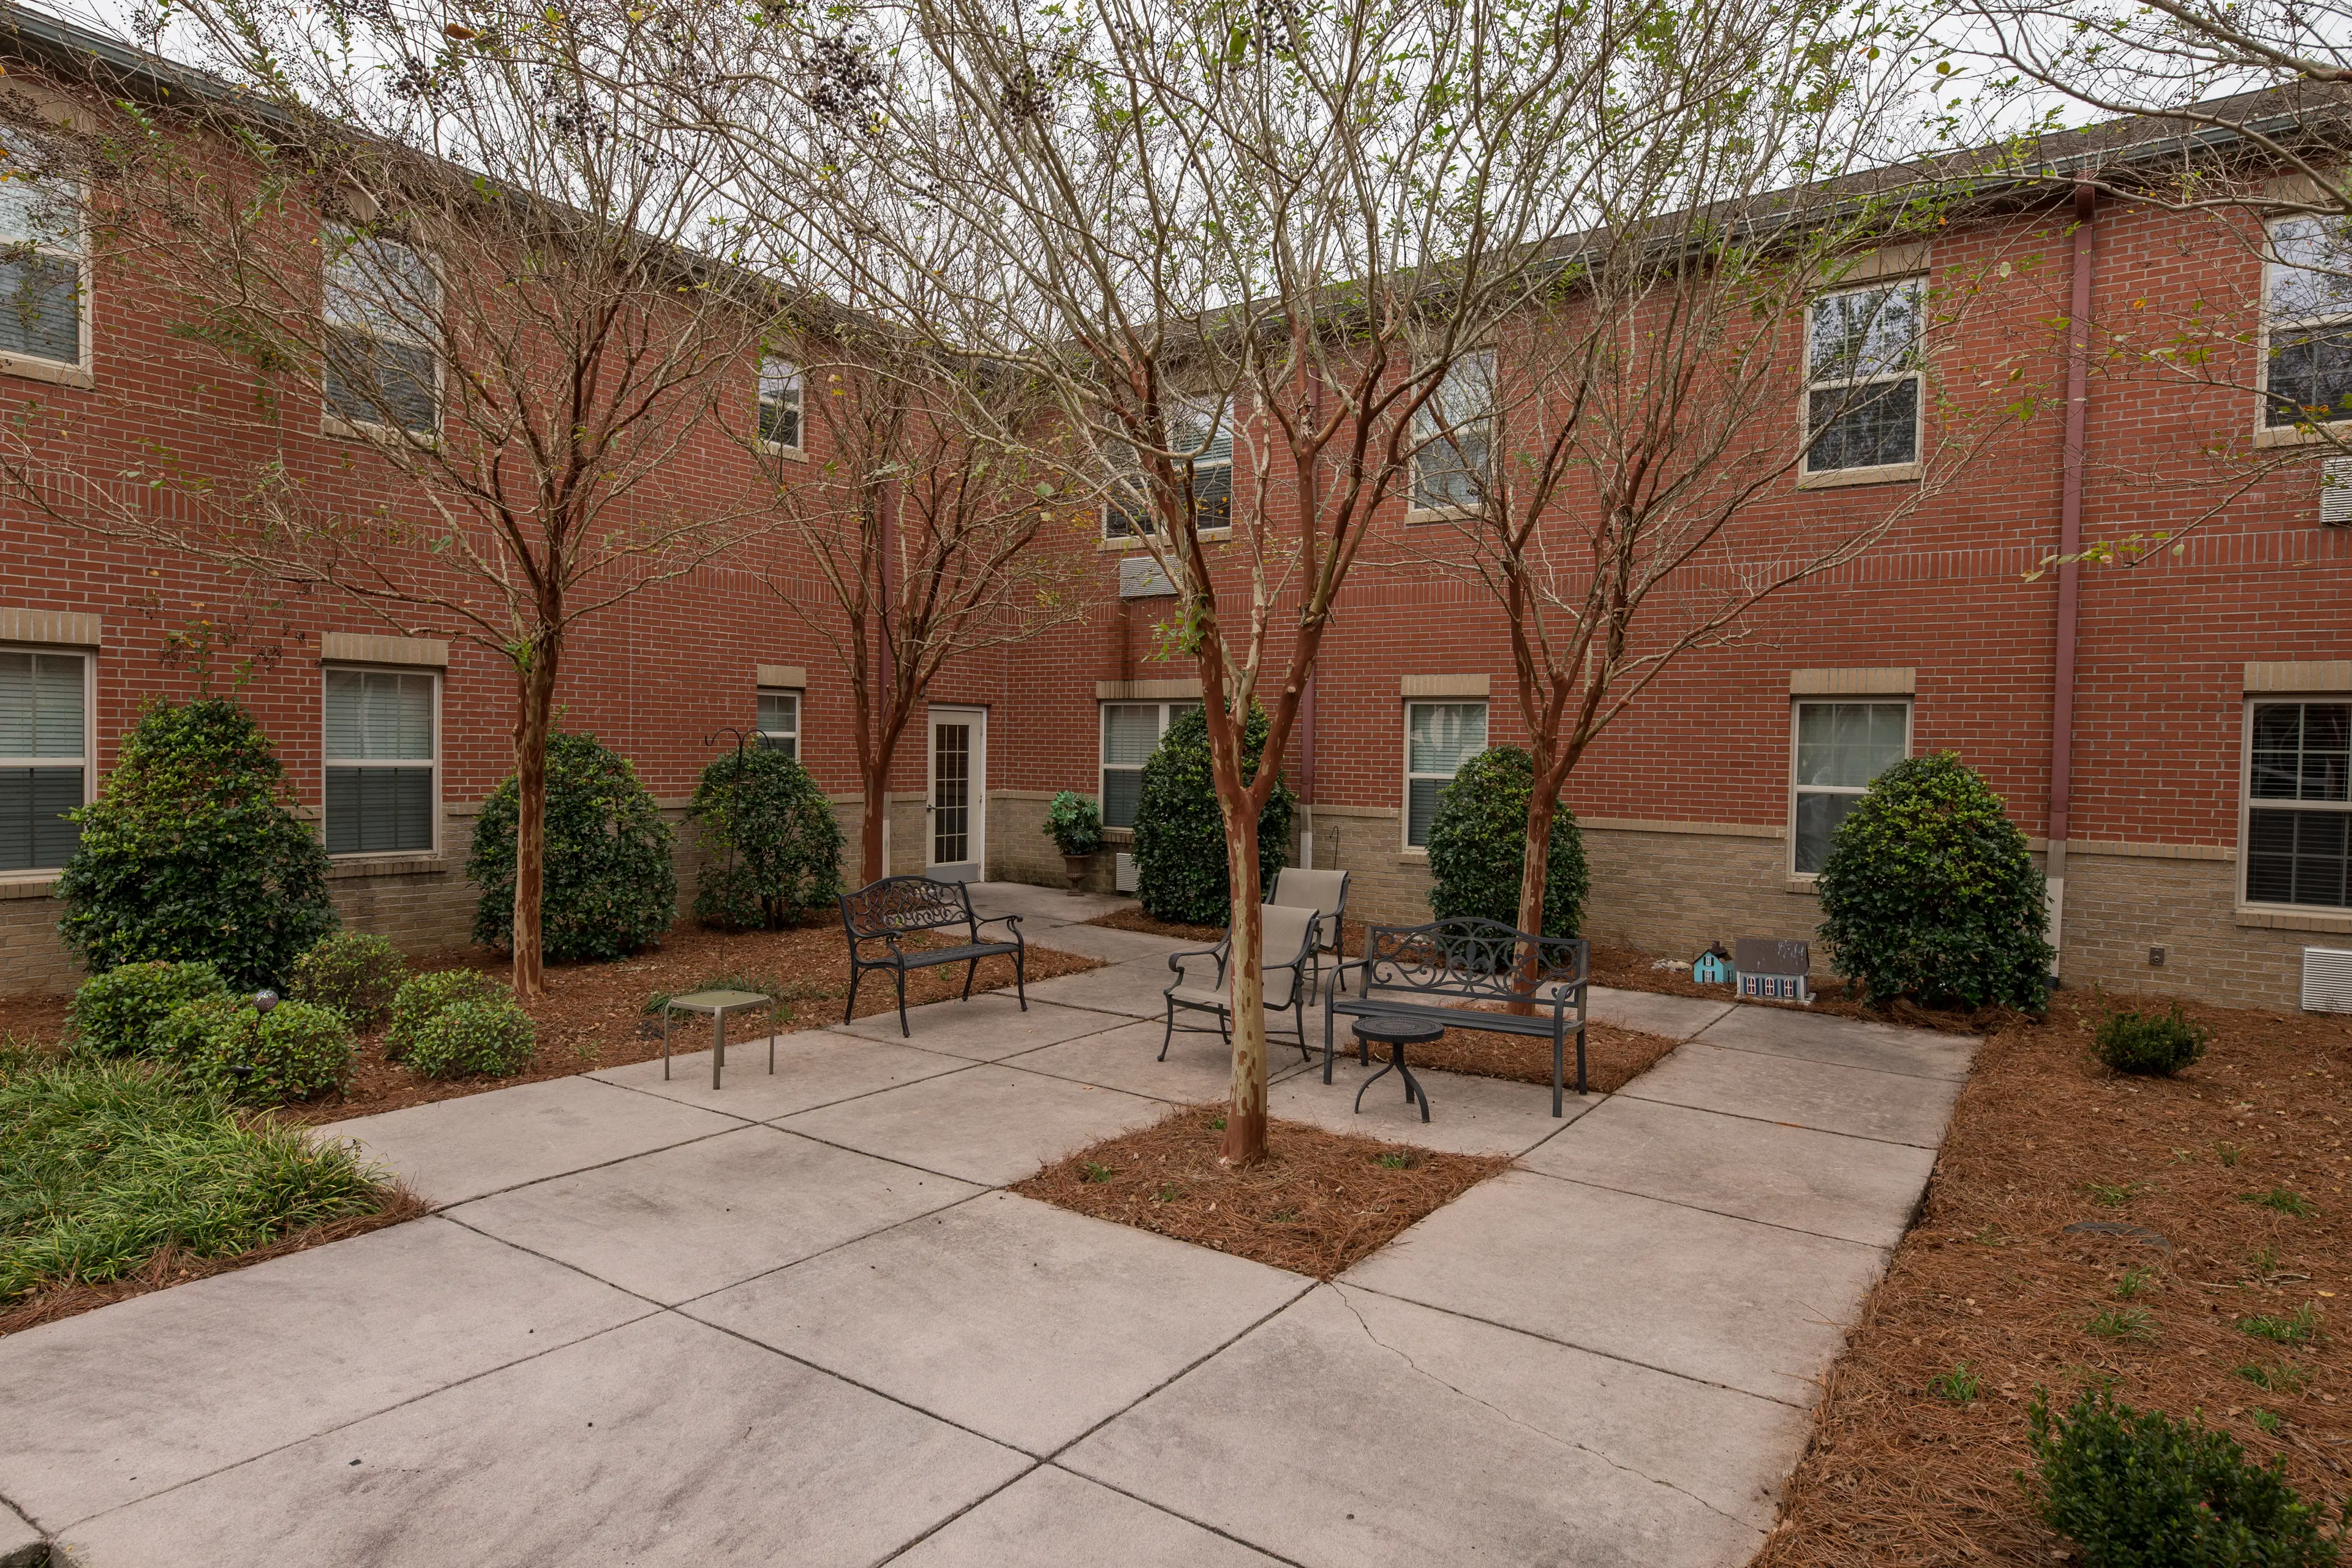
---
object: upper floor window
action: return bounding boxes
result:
[756,687,801,758]
[323,667,436,855]
[1803,279,1923,475]
[0,134,85,372]
[0,648,86,872]
[1404,699,1487,848]
[2245,700,2350,908]
[1412,350,1494,513]
[1790,700,1909,874]
[759,356,803,451]
[2262,217,2352,431]
[323,230,439,436]
[1100,699,1198,826]
[1105,399,1231,540]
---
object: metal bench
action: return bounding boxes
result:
[840,875,1026,1037]
[1326,917,1590,1115]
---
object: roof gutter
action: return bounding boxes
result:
[2045,181,2097,982]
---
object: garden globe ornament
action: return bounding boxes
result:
[252,988,279,1013]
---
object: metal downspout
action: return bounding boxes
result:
[2047,182,2097,979]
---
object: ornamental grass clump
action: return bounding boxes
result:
[385,969,506,1060]
[152,994,355,1107]
[402,995,536,1079]
[287,932,410,1029]
[2095,1005,2211,1077]
[469,730,675,962]
[1133,704,1294,927]
[688,746,843,930]
[1815,753,2053,1010]
[1425,746,1588,938]
[66,959,228,1055]
[55,696,337,990]
[2026,1385,2340,1567]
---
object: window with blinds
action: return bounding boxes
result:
[2245,701,2351,908]
[1405,701,1487,848]
[324,668,435,855]
[0,133,85,369]
[756,688,800,758]
[1790,700,1910,875]
[0,649,85,872]
[1099,700,1197,828]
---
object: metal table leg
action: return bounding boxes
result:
[663,1005,674,1080]
[712,1006,725,1090]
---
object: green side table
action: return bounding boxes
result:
[660,989,782,1088]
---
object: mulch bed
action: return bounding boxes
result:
[1754,995,2352,1566]
[1015,1101,1509,1278]
[1088,908,1225,943]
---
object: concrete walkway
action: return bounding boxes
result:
[0,885,1973,1567]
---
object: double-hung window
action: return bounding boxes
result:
[758,356,804,451]
[2261,216,2352,431]
[1104,399,1231,540]
[1404,701,1487,848]
[1803,279,1923,476]
[0,133,85,374]
[1099,700,1199,827]
[324,668,436,855]
[1790,701,1909,874]
[1412,350,1495,513]
[0,649,86,872]
[323,230,439,436]
[2244,700,2350,908]
[756,687,801,758]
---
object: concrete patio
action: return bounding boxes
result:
[0,884,1973,1567]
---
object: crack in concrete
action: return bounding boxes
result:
[1330,1289,1762,1534]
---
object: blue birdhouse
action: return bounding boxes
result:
[1692,944,1733,986]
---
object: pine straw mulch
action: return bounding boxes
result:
[1014,1101,1509,1278]
[0,1186,431,1338]
[1754,993,2352,1566]
[1087,907,1226,943]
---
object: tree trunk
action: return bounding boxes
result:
[509,641,561,1001]
[860,758,889,886]
[1509,784,1558,1012]
[1219,790,1268,1166]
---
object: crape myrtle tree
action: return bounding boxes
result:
[694,0,1683,1165]
[0,0,788,997]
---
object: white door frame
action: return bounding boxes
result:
[926,705,987,880]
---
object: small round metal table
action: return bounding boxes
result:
[661,989,782,1089]
[1352,1016,1444,1123]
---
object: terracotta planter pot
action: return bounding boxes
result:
[1061,852,1095,894]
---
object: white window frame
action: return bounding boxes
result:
[755,685,802,758]
[320,227,443,441]
[1787,698,1912,879]
[1408,350,1496,519]
[758,355,804,456]
[1798,278,1926,486]
[2237,695,2352,912]
[322,665,441,858]
[0,121,91,387]
[0,644,92,874]
[1098,699,1198,827]
[2256,216,2352,443]
[1402,699,1489,851]
[1101,396,1234,546]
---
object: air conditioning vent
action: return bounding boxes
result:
[1115,852,1138,893]
[2303,946,2352,1012]
[2322,458,2352,526]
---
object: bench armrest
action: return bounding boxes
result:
[972,913,1025,944]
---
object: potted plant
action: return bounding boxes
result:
[1043,791,1105,895]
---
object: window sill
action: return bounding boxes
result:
[326,851,453,880]
[1783,875,1823,895]
[760,440,809,463]
[2251,420,2352,450]
[0,873,61,900]
[1395,848,1430,865]
[322,413,440,448]
[1101,826,1136,847]
[2235,904,2352,933]
[0,351,91,390]
[1403,505,1477,526]
[1096,529,1231,552]
[1797,461,1921,490]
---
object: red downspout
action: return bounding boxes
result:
[2046,181,2097,974]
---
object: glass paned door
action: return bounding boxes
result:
[928,707,986,877]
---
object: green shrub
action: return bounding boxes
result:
[469,731,676,961]
[1044,791,1104,856]
[66,959,228,1055]
[153,995,355,1106]
[2026,1385,2340,1567]
[1814,753,2053,1009]
[1425,747,1588,937]
[385,969,505,1060]
[402,996,537,1079]
[688,746,843,930]
[1133,704,1295,926]
[55,696,338,990]
[2095,1005,2211,1076]
[287,932,410,1029]
[0,1056,387,1303]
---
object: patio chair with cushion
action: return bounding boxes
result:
[1265,867,1351,995]
[1161,903,1322,1063]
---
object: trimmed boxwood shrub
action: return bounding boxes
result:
[153,993,355,1106]
[688,747,844,930]
[2027,1385,2339,1566]
[1133,704,1295,927]
[403,995,537,1079]
[55,697,338,991]
[385,969,505,1060]
[1815,753,2053,1010]
[1425,747,1589,938]
[2095,1005,2212,1076]
[66,959,228,1055]
[468,731,676,962]
[287,932,410,1029]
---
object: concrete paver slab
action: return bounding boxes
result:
[591,1031,966,1118]
[1622,1042,1965,1147]
[320,1076,743,1205]
[1585,984,1735,1040]
[1340,1171,1887,1406]
[450,1126,984,1304]
[1063,1285,1767,1567]
[967,882,1134,927]
[886,1465,1281,1567]
[780,1064,1168,1185]
[1003,1019,1312,1102]
[1519,1095,1937,1247]
[54,1313,1028,1568]
[1268,1054,1596,1156]
[0,1218,643,1529]
[0,1499,42,1568]
[1693,1005,1976,1080]
[832,995,1128,1059]
[1017,958,1179,1019]
[1010,922,1189,964]
[691,1193,1306,1454]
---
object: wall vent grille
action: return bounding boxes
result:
[2302,946,2352,1012]
[2322,458,2352,526]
